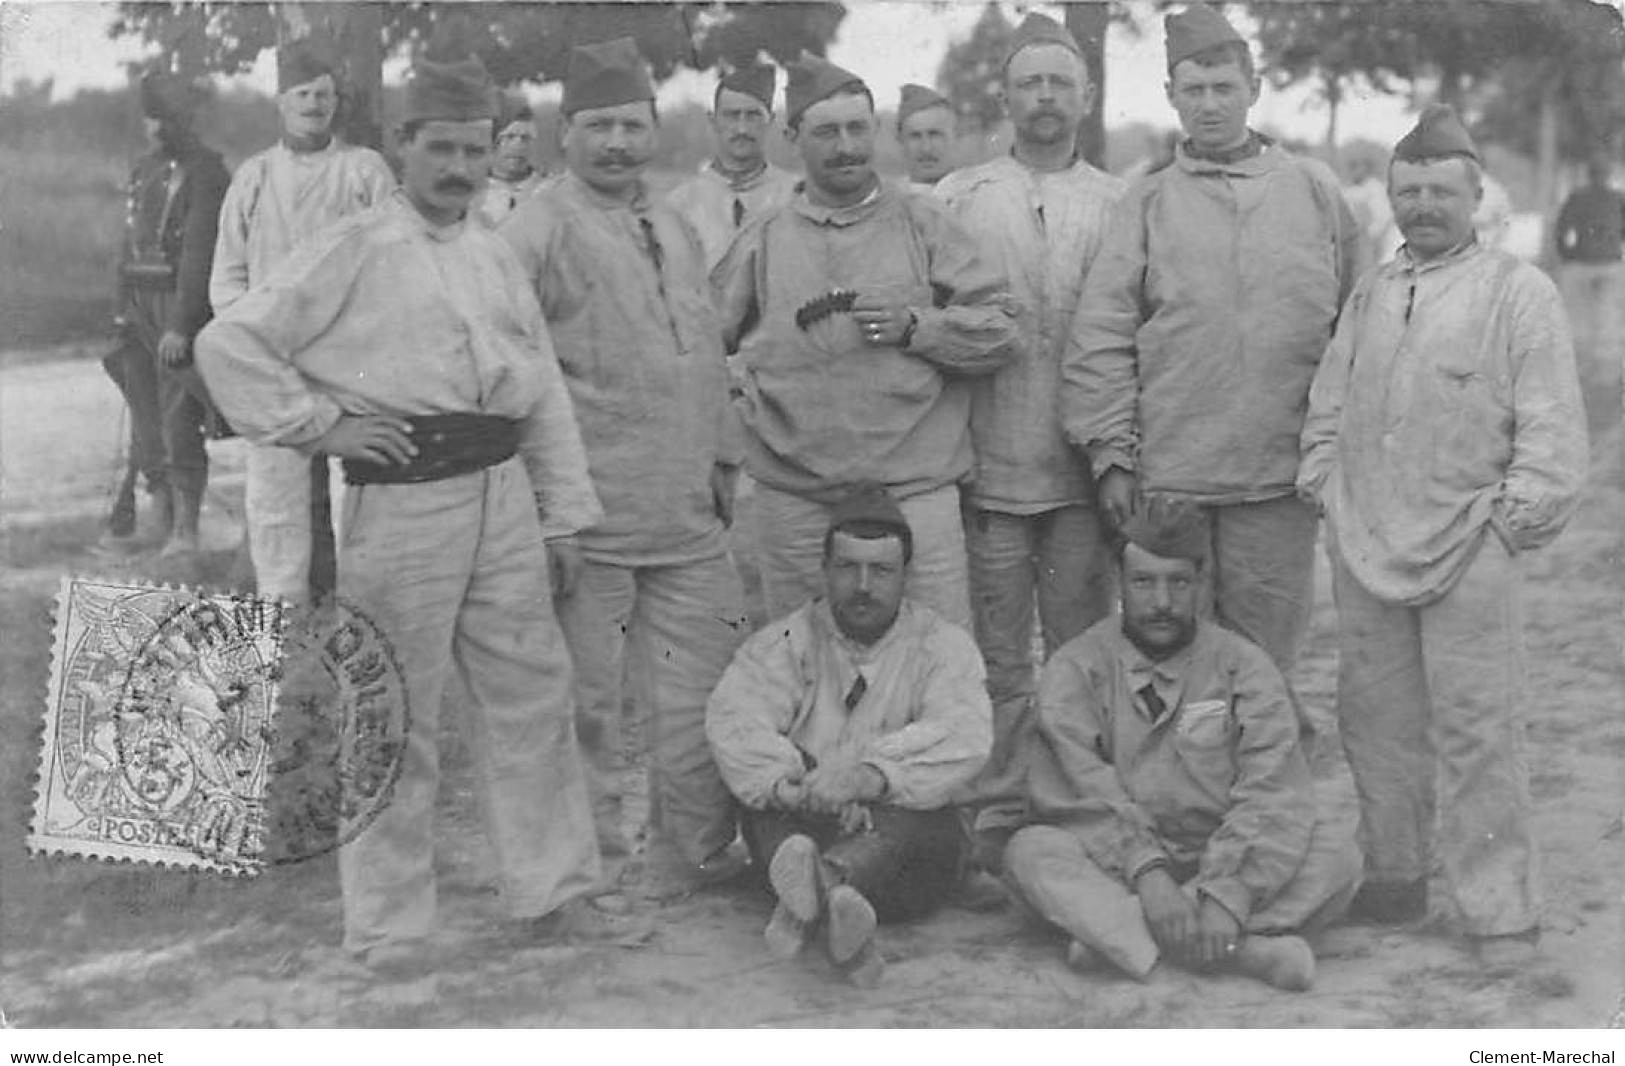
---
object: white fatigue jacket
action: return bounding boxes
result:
[938,154,1126,512]
[1026,619,1316,926]
[706,599,992,811]
[665,160,799,272]
[1299,240,1588,606]
[475,170,551,230]
[210,139,395,311]
[194,191,601,540]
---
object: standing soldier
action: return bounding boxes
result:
[474,94,549,229]
[1299,107,1587,964]
[210,39,396,606]
[197,56,604,968]
[896,84,956,192]
[1064,5,1357,685]
[666,64,798,272]
[502,38,752,898]
[936,13,1125,866]
[715,54,1018,631]
[100,72,230,559]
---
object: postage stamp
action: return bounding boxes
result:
[29,577,410,873]
[29,577,286,873]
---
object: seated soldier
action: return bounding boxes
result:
[705,483,992,986]
[1004,501,1361,991]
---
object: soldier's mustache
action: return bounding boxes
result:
[828,154,868,168]
[434,176,475,194]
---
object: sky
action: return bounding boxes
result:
[0,0,1421,146]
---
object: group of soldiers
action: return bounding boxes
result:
[101,2,1590,993]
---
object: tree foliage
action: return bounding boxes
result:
[1251,0,1625,160]
[109,1,847,84]
[936,2,1012,133]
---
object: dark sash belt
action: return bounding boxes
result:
[342,413,520,486]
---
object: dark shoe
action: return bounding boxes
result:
[1346,878,1428,924]
[824,884,877,966]
[951,867,1010,913]
[519,901,652,946]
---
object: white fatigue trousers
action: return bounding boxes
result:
[1331,535,1540,936]
[1004,783,1362,978]
[751,481,973,631]
[555,555,748,870]
[336,457,600,953]
[244,444,347,604]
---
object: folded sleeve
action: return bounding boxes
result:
[1063,186,1149,479]
[860,622,991,809]
[1496,271,1589,551]
[1297,279,1367,504]
[902,197,1018,376]
[704,622,815,809]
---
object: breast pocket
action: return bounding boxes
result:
[1173,699,1235,796]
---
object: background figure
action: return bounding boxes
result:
[1299,106,1588,966]
[666,64,798,272]
[1340,148,1394,275]
[936,12,1125,869]
[101,71,230,562]
[896,83,956,191]
[1553,150,1625,410]
[474,92,548,228]
[209,38,396,605]
[501,38,750,899]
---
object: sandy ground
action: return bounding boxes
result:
[0,352,1620,1028]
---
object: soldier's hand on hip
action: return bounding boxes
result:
[314,414,417,465]
[1098,468,1138,531]
[157,330,192,367]
[546,536,584,600]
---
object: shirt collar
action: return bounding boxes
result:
[709,158,770,191]
[389,188,468,243]
[1176,130,1276,174]
[1394,234,1483,275]
[792,179,887,227]
[1117,618,1204,689]
[563,169,650,213]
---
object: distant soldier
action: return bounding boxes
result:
[715,54,1018,630]
[209,39,395,604]
[1554,150,1625,383]
[502,39,751,898]
[1065,5,1357,688]
[936,13,1126,866]
[101,72,230,559]
[1299,107,1587,965]
[896,83,956,191]
[666,64,798,272]
[474,93,549,229]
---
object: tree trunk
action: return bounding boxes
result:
[1535,77,1561,246]
[277,2,384,150]
[1324,75,1341,155]
[1063,1,1110,168]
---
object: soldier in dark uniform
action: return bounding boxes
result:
[100,72,229,559]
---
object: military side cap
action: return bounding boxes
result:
[1120,497,1208,564]
[719,63,776,110]
[1393,104,1480,164]
[828,481,913,553]
[1006,12,1082,65]
[402,55,497,124]
[898,83,952,125]
[277,37,337,94]
[785,52,868,126]
[562,36,655,117]
[496,90,534,132]
[139,72,203,124]
[1165,4,1245,71]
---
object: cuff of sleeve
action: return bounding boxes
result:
[280,396,346,456]
[1126,847,1170,884]
[1089,448,1136,482]
[904,307,942,356]
[1194,877,1251,927]
[858,759,892,803]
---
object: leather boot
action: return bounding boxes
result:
[159,480,202,557]
[98,467,140,550]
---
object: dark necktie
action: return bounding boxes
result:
[1138,682,1168,723]
[732,197,745,228]
[844,674,868,713]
